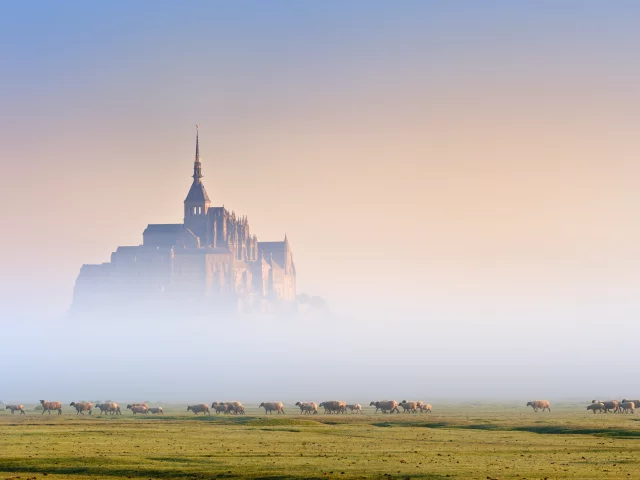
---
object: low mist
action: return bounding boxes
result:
[2,290,638,405]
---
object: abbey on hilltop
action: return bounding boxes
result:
[72,130,297,314]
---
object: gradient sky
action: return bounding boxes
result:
[2,1,640,368]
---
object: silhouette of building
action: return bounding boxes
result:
[72,130,296,314]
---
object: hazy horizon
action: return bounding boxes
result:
[2,1,640,400]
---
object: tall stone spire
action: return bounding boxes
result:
[193,125,203,182]
[184,125,211,224]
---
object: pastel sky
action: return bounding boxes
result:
[2,0,640,321]
[5,1,640,400]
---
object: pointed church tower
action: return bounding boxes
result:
[184,127,211,239]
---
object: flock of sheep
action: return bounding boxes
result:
[3,401,164,415]
[4,399,637,416]
[586,399,638,414]
[523,399,638,414]
[173,400,434,416]
[3,400,433,416]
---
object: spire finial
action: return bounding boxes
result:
[195,124,200,162]
[192,125,203,181]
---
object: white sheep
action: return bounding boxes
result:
[319,401,346,414]
[586,402,605,414]
[127,404,148,414]
[259,402,285,414]
[526,400,551,412]
[295,402,318,414]
[399,400,419,413]
[187,404,210,415]
[369,400,399,414]
[619,401,635,414]
[211,402,228,414]
[69,401,93,415]
[95,402,120,415]
[5,404,25,415]
[39,400,62,415]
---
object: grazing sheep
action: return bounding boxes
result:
[318,401,347,414]
[187,404,210,415]
[95,402,120,415]
[39,400,62,415]
[418,403,432,413]
[295,402,318,414]
[526,400,551,412]
[399,400,419,414]
[259,402,285,414]
[127,404,148,414]
[69,401,93,415]
[622,399,640,409]
[128,403,149,409]
[5,405,25,415]
[586,402,605,414]
[369,400,400,414]
[619,402,635,414]
[346,404,363,414]
[600,400,620,413]
[147,407,163,415]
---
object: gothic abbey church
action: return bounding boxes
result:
[72,132,296,314]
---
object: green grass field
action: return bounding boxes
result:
[1,404,640,479]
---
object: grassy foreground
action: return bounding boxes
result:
[1,404,640,479]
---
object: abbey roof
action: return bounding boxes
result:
[185,181,211,204]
